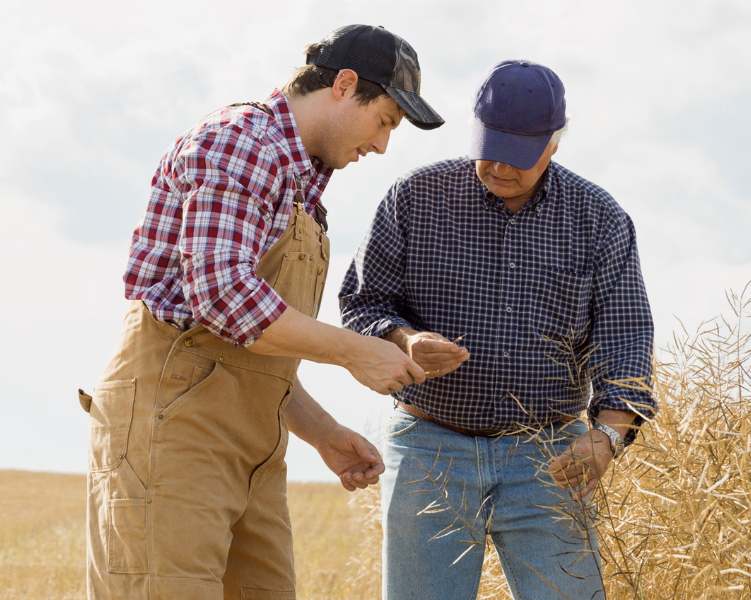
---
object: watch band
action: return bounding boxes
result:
[593,422,625,458]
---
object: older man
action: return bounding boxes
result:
[339,60,656,599]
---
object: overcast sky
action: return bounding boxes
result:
[1,0,750,482]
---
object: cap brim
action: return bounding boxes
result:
[468,120,552,170]
[385,87,444,130]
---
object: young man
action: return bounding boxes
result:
[80,24,443,600]
[340,60,656,599]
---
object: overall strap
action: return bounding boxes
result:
[294,176,328,233]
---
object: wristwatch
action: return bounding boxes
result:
[593,422,625,458]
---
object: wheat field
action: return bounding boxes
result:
[0,472,376,599]
[2,289,751,599]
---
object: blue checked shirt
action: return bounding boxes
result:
[339,157,656,442]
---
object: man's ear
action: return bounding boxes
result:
[331,69,359,100]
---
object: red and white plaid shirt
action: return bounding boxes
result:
[124,90,333,347]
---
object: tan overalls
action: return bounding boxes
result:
[80,194,329,600]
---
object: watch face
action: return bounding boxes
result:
[596,424,624,457]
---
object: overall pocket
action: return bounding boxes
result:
[107,460,148,573]
[88,378,149,573]
[88,379,136,472]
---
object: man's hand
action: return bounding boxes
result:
[314,425,385,492]
[547,409,634,500]
[342,335,426,394]
[285,378,385,491]
[546,429,614,501]
[385,328,470,379]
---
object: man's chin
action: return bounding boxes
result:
[316,155,350,170]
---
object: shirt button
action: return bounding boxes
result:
[317,267,323,275]
[184,338,195,347]
[509,218,517,225]
[299,253,306,260]
[506,306,513,313]
[503,351,510,358]
[509,262,516,269]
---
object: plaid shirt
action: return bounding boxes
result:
[339,157,656,440]
[124,90,333,347]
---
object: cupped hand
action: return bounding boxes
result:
[406,332,470,379]
[315,425,385,492]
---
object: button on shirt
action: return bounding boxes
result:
[339,157,656,441]
[124,90,333,347]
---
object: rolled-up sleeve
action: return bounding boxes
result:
[588,212,657,442]
[173,127,287,347]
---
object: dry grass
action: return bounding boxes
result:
[3,288,750,599]
[0,474,377,600]
[0,470,87,600]
[591,287,751,598]
[286,482,378,599]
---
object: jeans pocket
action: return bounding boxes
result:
[385,408,423,439]
[88,379,136,472]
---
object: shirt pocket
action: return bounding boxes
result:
[88,379,136,472]
[532,268,593,342]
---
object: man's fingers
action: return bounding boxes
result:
[572,475,600,500]
[422,353,470,379]
[548,451,598,488]
[339,474,356,492]
[339,469,380,492]
[547,450,573,475]
[412,338,460,352]
[405,360,426,385]
[350,437,385,475]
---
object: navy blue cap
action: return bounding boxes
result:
[469,60,566,170]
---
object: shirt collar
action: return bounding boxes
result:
[264,89,316,179]
[265,89,334,205]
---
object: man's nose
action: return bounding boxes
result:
[492,161,513,174]
[370,129,391,155]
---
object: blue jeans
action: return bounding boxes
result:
[381,408,604,600]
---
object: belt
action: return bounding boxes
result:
[396,401,579,438]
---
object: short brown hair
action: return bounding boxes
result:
[282,43,387,106]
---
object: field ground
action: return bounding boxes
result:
[0,470,378,600]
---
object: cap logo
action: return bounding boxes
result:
[393,41,421,93]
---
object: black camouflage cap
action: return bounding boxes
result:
[306,24,444,130]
